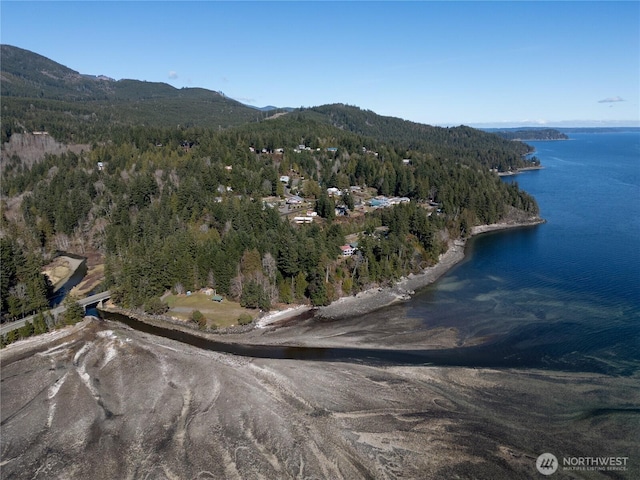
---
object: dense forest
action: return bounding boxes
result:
[0,45,284,144]
[490,128,569,141]
[303,104,540,172]
[0,45,541,344]
[1,114,538,313]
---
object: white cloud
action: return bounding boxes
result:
[168,71,178,79]
[598,96,625,103]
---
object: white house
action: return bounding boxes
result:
[280,175,290,183]
[340,245,356,256]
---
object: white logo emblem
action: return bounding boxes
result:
[536,453,558,475]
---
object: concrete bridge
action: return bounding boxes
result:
[0,291,111,337]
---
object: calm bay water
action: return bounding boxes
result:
[406,131,640,374]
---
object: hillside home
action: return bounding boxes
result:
[369,197,390,208]
[340,245,356,256]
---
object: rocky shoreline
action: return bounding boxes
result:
[92,217,545,336]
[497,165,544,176]
[262,216,545,325]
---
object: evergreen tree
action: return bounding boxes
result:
[61,295,84,326]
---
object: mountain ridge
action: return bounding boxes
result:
[1,44,272,141]
[1,44,537,175]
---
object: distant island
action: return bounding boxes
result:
[490,128,569,141]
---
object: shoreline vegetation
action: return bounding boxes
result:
[98,216,545,337]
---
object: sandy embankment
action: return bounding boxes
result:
[71,260,105,297]
[255,305,312,328]
[42,256,85,292]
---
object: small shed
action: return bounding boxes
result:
[212,295,223,302]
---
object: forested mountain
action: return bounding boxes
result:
[1,45,284,143]
[299,104,539,172]
[1,45,541,337]
[1,44,117,100]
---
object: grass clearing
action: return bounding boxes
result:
[164,292,259,328]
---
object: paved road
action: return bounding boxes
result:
[0,291,111,336]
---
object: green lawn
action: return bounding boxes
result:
[164,293,259,328]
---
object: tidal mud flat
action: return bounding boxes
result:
[1,318,638,480]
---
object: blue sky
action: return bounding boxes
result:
[2,1,638,127]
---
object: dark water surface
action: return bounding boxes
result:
[404,131,640,374]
